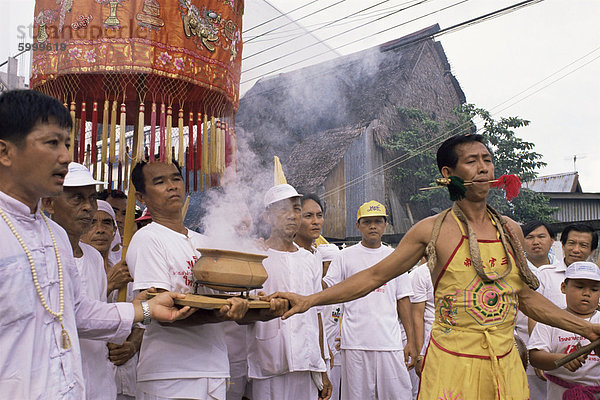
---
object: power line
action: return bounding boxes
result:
[244,0,397,60]
[244,0,348,44]
[242,0,434,69]
[243,0,321,34]
[320,42,599,199]
[245,3,416,42]
[241,0,542,85]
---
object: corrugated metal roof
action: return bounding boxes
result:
[549,197,600,222]
[523,172,580,193]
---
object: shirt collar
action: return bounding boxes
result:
[0,190,42,221]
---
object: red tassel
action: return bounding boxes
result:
[224,122,232,168]
[185,146,190,193]
[491,174,521,201]
[79,102,86,163]
[91,102,98,178]
[159,103,166,162]
[188,112,194,192]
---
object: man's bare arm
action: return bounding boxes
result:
[411,301,426,356]
[518,286,597,340]
[273,220,431,319]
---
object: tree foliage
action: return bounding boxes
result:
[385,104,557,223]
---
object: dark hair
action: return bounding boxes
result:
[0,90,72,146]
[436,134,492,173]
[131,157,182,194]
[97,189,127,201]
[301,193,324,213]
[521,220,555,239]
[560,224,598,251]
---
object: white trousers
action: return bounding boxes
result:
[137,378,226,400]
[251,371,317,400]
[526,364,547,400]
[330,365,342,400]
[341,349,412,400]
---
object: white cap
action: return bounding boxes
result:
[565,261,600,282]
[264,183,301,207]
[64,162,106,187]
[96,200,116,221]
[317,243,341,262]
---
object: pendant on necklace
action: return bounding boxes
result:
[61,322,72,349]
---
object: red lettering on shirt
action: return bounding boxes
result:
[173,255,198,287]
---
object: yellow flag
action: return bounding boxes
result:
[314,236,329,246]
[274,155,287,185]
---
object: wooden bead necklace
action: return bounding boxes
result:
[0,206,71,349]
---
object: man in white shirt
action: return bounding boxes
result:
[519,220,557,399]
[317,243,343,400]
[247,183,329,400]
[42,162,119,400]
[523,221,556,272]
[128,159,286,400]
[408,261,434,399]
[82,200,140,400]
[323,200,416,400]
[0,89,195,399]
[536,224,598,309]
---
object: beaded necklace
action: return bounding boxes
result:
[0,206,71,349]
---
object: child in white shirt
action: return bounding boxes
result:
[528,261,600,400]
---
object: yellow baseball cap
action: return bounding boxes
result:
[356,200,387,222]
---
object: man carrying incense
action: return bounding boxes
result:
[273,133,600,399]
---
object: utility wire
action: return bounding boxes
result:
[243,0,321,34]
[320,42,599,199]
[243,0,434,69]
[245,2,416,42]
[244,0,396,60]
[241,0,541,85]
[244,0,348,43]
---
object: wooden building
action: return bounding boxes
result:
[236,25,466,241]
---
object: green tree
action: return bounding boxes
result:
[386,104,557,223]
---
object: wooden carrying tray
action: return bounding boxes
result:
[147,293,271,309]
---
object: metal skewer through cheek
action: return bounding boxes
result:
[419,179,499,191]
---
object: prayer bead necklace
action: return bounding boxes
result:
[0,206,71,349]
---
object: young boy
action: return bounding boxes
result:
[528,261,600,399]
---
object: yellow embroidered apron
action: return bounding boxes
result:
[418,211,528,400]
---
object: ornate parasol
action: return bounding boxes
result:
[31,0,244,299]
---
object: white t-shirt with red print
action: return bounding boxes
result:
[129,222,229,398]
[528,310,600,399]
[323,242,413,351]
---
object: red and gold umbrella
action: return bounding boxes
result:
[31,0,243,299]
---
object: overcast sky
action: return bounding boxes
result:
[2,0,598,191]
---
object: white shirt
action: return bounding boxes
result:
[323,304,343,366]
[108,281,139,397]
[75,243,117,400]
[323,242,413,351]
[409,264,434,355]
[0,190,134,399]
[528,311,600,399]
[537,258,568,309]
[247,247,326,379]
[129,222,229,398]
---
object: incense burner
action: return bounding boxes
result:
[193,248,268,295]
